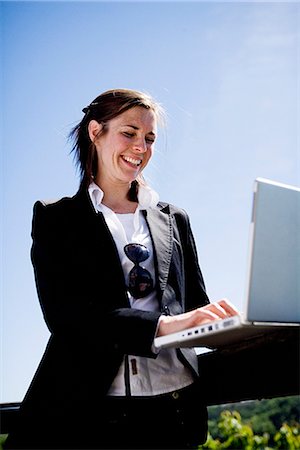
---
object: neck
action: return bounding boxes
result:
[95,177,138,214]
[103,196,137,214]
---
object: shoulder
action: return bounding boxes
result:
[33,188,90,216]
[34,195,75,210]
[31,196,73,237]
[32,196,75,223]
[155,201,193,237]
[157,201,190,221]
[31,191,88,231]
[31,188,96,235]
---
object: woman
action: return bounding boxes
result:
[5,89,237,450]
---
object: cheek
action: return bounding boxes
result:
[96,139,116,161]
[144,148,153,165]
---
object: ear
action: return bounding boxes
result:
[88,120,103,142]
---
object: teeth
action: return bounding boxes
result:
[123,156,142,166]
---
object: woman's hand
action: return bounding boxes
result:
[157,299,239,337]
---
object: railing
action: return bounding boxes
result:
[200,328,299,405]
[1,328,299,435]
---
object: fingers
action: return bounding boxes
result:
[216,298,239,316]
[194,305,227,324]
[197,309,221,321]
[202,302,228,319]
[199,298,239,322]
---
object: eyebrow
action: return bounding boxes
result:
[123,124,156,136]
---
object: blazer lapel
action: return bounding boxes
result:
[72,188,130,309]
[143,205,173,298]
[74,190,174,308]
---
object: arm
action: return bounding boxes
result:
[157,299,239,336]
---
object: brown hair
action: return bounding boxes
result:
[69,88,164,194]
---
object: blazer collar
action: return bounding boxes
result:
[143,204,173,297]
[73,186,101,222]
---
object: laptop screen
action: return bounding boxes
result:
[246,179,300,324]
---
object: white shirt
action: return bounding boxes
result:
[88,182,194,396]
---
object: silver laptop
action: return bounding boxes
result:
[154,178,300,350]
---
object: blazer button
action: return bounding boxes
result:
[163,305,170,315]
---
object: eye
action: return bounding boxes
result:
[123,132,134,138]
[145,136,155,144]
[146,137,155,144]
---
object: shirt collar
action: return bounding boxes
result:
[88,181,159,211]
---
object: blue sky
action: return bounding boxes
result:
[1,1,299,402]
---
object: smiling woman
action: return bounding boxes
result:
[4,88,238,450]
[71,89,163,189]
[86,106,157,213]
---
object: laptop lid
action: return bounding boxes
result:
[244,178,300,324]
[154,177,300,350]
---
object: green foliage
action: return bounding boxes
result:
[200,410,271,449]
[199,402,300,450]
[274,423,300,449]
[207,396,300,439]
[0,434,8,450]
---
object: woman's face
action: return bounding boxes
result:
[91,106,157,187]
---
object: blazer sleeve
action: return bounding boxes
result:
[31,200,161,358]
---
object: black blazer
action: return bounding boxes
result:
[16,187,209,439]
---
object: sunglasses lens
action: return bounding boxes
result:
[124,243,149,263]
[128,266,153,299]
[124,243,154,299]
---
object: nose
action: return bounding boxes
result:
[133,137,147,153]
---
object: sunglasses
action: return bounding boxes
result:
[124,243,154,299]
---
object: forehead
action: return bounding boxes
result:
[111,107,157,132]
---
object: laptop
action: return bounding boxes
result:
[154,178,300,349]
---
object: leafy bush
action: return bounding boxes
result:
[0,434,8,450]
[274,423,300,449]
[207,396,299,439]
[200,409,300,449]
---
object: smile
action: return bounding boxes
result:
[122,156,142,167]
